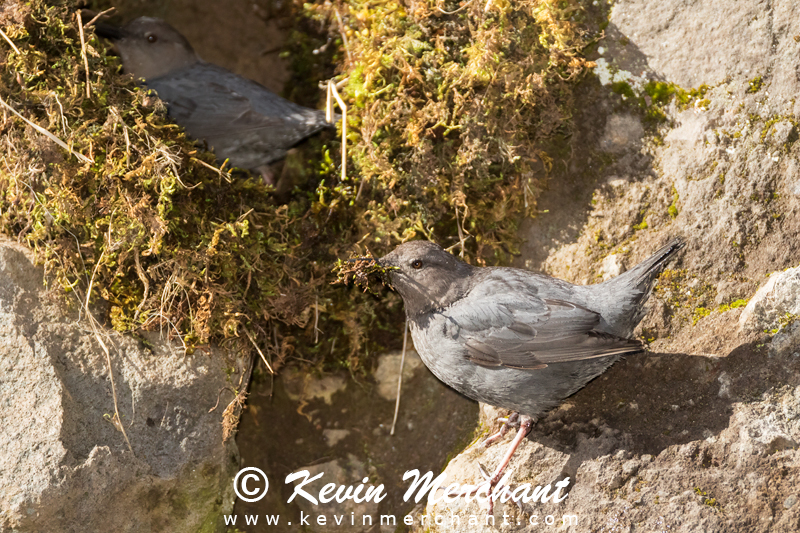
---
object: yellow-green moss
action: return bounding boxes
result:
[718,299,748,313]
[746,75,763,94]
[1,0,594,374]
[692,307,711,325]
[668,186,679,219]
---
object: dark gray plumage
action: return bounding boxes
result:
[378,238,684,501]
[379,238,684,418]
[95,17,332,179]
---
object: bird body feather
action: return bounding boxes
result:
[381,238,685,417]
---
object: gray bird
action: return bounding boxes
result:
[376,238,685,500]
[94,17,333,184]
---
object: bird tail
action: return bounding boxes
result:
[614,237,686,295]
[593,237,686,336]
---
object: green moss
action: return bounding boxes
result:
[640,81,709,125]
[1,0,594,383]
[746,75,763,94]
[692,307,711,325]
[694,487,723,512]
[632,220,648,231]
[611,80,637,100]
[718,299,748,313]
[655,269,717,326]
[668,186,679,219]
[767,313,799,334]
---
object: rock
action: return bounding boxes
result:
[770,121,797,147]
[283,367,347,406]
[601,253,623,281]
[600,114,644,154]
[738,266,800,333]
[374,348,424,401]
[288,455,379,531]
[323,429,350,447]
[0,239,240,532]
[771,321,800,358]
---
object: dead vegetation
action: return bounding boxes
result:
[0,0,596,382]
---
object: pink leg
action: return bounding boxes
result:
[465,415,534,514]
[482,412,520,447]
[487,415,532,486]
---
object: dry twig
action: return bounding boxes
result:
[88,217,134,456]
[0,27,21,55]
[326,80,348,185]
[243,326,275,374]
[390,317,409,436]
[75,11,91,99]
[82,7,116,28]
[0,95,92,163]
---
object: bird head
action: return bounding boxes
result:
[95,17,199,80]
[378,241,474,317]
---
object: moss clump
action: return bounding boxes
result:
[668,186,679,219]
[718,298,748,313]
[301,0,596,264]
[0,0,594,379]
[0,0,384,374]
[746,75,763,94]
[332,255,394,294]
[638,81,709,125]
[692,307,711,325]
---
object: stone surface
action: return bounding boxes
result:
[233,344,478,532]
[288,455,379,531]
[739,266,800,333]
[0,239,240,532]
[373,348,424,401]
[419,0,800,530]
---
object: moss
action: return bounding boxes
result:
[611,80,637,100]
[746,75,763,94]
[632,220,648,231]
[655,269,717,326]
[694,487,723,512]
[692,307,711,325]
[668,186,679,219]
[667,204,679,218]
[638,81,709,126]
[718,299,748,313]
[1,0,594,379]
[767,313,799,335]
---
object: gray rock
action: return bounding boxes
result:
[600,114,644,154]
[413,0,800,530]
[288,455,379,531]
[0,239,239,532]
[374,348,424,401]
[738,266,800,334]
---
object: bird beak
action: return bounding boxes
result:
[93,22,126,41]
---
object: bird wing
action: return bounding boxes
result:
[147,64,330,166]
[450,278,642,370]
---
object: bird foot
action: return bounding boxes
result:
[464,415,534,514]
[483,412,520,448]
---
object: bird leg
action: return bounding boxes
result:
[482,411,520,447]
[257,165,277,187]
[465,414,534,514]
[484,415,533,487]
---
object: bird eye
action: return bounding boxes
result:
[146,34,158,43]
[411,259,423,269]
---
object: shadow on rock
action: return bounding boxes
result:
[530,341,794,480]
